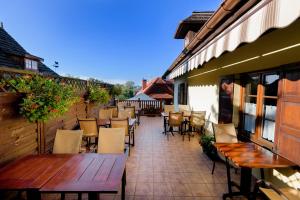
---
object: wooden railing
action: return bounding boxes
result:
[116,99,162,115]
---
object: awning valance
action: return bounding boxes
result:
[167,0,300,79]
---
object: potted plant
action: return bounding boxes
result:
[8,75,78,122]
[200,134,217,160]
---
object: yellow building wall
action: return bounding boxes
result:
[185,18,300,134]
[183,19,300,190]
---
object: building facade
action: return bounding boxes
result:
[163,0,300,169]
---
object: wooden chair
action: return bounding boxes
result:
[253,179,300,200]
[110,118,134,155]
[186,111,206,141]
[211,123,238,174]
[164,105,174,114]
[53,130,83,154]
[106,106,118,118]
[125,106,137,127]
[118,110,132,119]
[168,112,184,140]
[78,118,99,150]
[179,104,191,116]
[97,128,126,154]
[99,108,113,120]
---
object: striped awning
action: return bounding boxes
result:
[167,0,300,79]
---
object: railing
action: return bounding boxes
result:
[116,99,162,115]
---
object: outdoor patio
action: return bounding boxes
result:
[41,116,241,200]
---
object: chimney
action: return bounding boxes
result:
[142,79,147,90]
[0,22,3,29]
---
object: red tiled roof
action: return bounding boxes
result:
[150,93,173,99]
[137,77,173,95]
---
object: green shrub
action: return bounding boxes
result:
[200,134,217,159]
[87,85,110,104]
[9,75,78,122]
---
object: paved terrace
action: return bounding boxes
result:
[43,116,241,200]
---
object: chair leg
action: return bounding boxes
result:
[211,161,216,175]
[132,129,135,146]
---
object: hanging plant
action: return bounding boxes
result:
[8,75,79,122]
[86,85,110,104]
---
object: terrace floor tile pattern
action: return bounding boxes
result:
[41,116,243,200]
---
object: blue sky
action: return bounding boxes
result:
[0,0,221,85]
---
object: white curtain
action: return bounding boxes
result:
[244,102,256,133]
[262,105,277,142]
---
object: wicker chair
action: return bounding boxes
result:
[164,105,174,114]
[125,106,137,127]
[78,118,99,149]
[99,109,113,120]
[97,128,125,154]
[110,118,134,155]
[53,130,83,154]
[186,111,206,141]
[106,106,118,118]
[168,112,184,140]
[118,110,132,119]
[211,123,238,174]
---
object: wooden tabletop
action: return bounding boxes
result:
[41,153,126,192]
[0,154,126,193]
[98,119,110,126]
[0,154,71,190]
[214,143,297,168]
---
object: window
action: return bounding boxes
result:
[241,72,279,143]
[178,83,187,105]
[25,58,38,70]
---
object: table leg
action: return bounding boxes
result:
[88,192,97,200]
[225,157,233,195]
[27,189,41,200]
[122,168,126,200]
[162,116,167,134]
[240,167,252,196]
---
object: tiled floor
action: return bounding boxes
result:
[43,116,241,200]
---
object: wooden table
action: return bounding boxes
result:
[214,143,296,199]
[0,154,127,200]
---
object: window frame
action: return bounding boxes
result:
[240,70,282,149]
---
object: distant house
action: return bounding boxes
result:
[136,77,173,104]
[0,23,58,76]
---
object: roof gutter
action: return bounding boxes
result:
[163,0,242,78]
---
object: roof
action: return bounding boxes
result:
[149,93,173,99]
[137,77,173,100]
[163,0,259,78]
[0,26,58,77]
[175,11,214,39]
[0,26,27,57]
[128,93,157,101]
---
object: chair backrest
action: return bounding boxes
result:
[124,106,136,118]
[99,109,113,120]
[179,104,191,116]
[78,118,98,137]
[169,112,183,126]
[118,110,132,119]
[106,106,118,118]
[110,118,129,136]
[212,123,238,143]
[97,128,125,154]
[117,102,125,110]
[164,105,174,114]
[190,111,206,128]
[53,129,83,154]
[130,101,140,110]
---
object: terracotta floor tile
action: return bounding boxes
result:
[170,182,193,197]
[153,182,172,196]
[135,182,153,196]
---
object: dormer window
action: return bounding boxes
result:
[25,58,38,70]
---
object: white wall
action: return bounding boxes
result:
[188,84,219,134]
